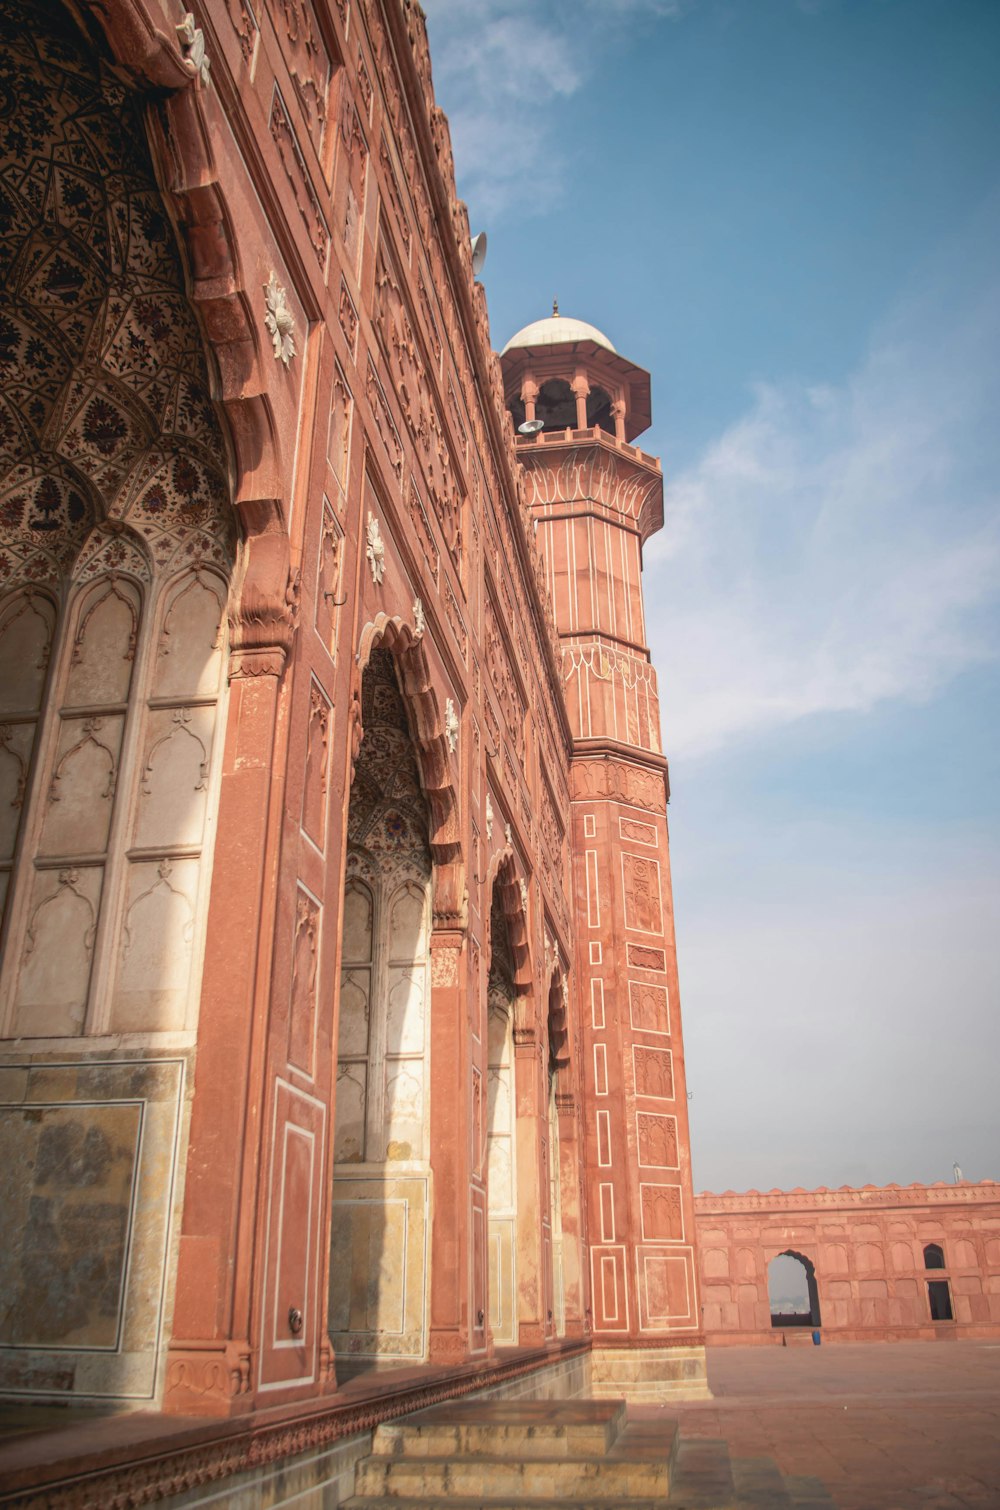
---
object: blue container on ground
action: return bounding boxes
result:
[811,1329,821,1345]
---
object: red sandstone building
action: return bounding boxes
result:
[0,0,704,1477]
[2,2,997,1504]
[695,1182,1000,1345]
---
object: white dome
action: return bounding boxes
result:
[501,313,616,356]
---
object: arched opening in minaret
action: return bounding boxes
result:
[586,385,614,434]
[330,647,432,1376]
[509,377,577,434]
[768,1250,822,1328]
[486,881,519,1346]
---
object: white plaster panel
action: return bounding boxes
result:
[0,722,33,860]
[133,705,214,850]
[488,1135,513,1209]
[384,1061,423,1159]
[387,882,426,960]
[342,882,374,962]
[385,964,424,1055]
[64,586,137,707]
[334,1063,367,1163]
[39,714,124,857]
[153,576,225,698]
[0,593,53,714]
[112,857,199,1031]
[13,865,103,1036]
[338,971,371,1057]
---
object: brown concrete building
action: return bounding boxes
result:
[695,1182,1000,1345]
[0,0,705,1488]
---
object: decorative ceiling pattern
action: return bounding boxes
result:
[0,0,234,590]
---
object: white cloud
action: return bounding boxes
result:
[423,0,683,217]
[648,217,1000,759]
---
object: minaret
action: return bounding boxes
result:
[501,309,709,1398]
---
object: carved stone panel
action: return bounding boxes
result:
[277,0,334,164]
[271,85,330,269]
[621,853,663,935]
[302,679,332,849]
[633,1045,675,1102]
[628,980,670,1037]
[640,1184,684,1243]
[636,1112,679,1170]
[289,887,320,1075]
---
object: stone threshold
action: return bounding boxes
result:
[0,1339,588,1508]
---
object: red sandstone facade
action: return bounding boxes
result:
[695,1183,1000,1345]
[0,0,703,1435]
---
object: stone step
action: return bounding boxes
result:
[373,1399,629,1459]
[343,1502,670,1510]
[667,1437,738,1507]
[730,1455,795,1507]
[782,1474,838,1509]
[353,1449,671,1501]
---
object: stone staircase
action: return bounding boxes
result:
[341,1398,836,1509]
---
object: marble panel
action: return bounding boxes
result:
[0,1100,140,1346]
[329,1175,427,1358]
[64,584,138,707]
[334,1062,367,1163]
[384,1061,423,1159]
[13,865,103,1036]
[39,714,123,856]
[133,705,214,849]
[0,592,54,714]
[153,575,225,699]
[112,856,199,1031]
[385,965,424,1055]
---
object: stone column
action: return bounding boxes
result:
[513,1026,548,1346]
[427,930,474,1363]
[165,522,295,1415]
[571,372,590,431]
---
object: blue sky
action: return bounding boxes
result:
[423,0,1000,1193]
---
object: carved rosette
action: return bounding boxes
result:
[444,697,459,753]
[264,273,296,366]
[366,512,386,585]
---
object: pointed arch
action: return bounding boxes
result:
[356,613,464,929]
[485,850,532,1006]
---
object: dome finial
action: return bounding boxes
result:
[552,298,559,317]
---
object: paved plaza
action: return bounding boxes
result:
[660,1341,1000,1509]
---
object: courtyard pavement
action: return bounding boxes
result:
[659,1340,1000,1510]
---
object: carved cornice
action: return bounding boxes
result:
[696,1182,1000,1216]
[382,0,572,751]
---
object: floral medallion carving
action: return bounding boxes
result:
[264,273,296,366]
[366,511,385,585]
[444,697,459,753]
